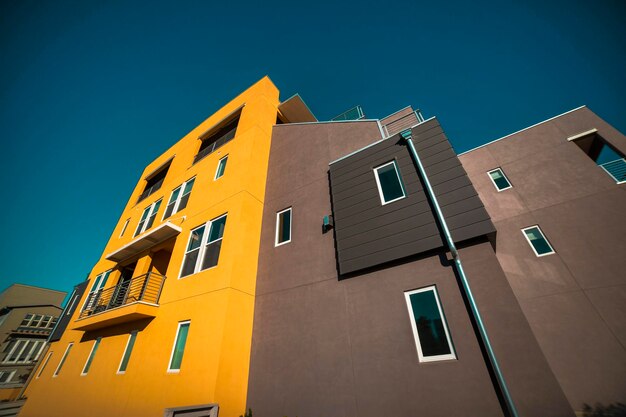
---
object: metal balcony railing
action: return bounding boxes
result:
[79,272,166,319]
[137,178,165,203]
[600,158,626,184]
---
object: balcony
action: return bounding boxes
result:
[73,272,166,331]
[600,158,626,184]
[137,177,164,203]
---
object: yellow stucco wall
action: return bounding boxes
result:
[20,77,280,417]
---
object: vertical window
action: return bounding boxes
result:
[168,321,190,372]
[163,178,195,220]
[374,160,406,205]
[275,208,292,246]
[522,226,555,256]
[214,156,228,180]
[37,351,53,378]
[487,168,512,191]
[4,340,26,363]
[83,270,111,312]
[82,337,101,375]
[119,219,130,237]
[0,371,15,383]
[53,343,73,377]
[20,314,33,326]
[404,286,456,362]
[118,331,138,374]
[134,199,163,237]
[180,214,227,278]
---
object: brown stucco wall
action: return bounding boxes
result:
[459,106,626,411]
[248,119,573,416]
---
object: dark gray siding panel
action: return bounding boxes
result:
[49,280,88,342]
[330,118,495,275]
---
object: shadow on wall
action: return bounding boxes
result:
[580,403,626,417]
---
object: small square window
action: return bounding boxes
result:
[374,161,406,205]
[214,156,228,180]
[404,286,456,362]
[275,208,292,247]
[487,168,512,191]
[522,225,555,257]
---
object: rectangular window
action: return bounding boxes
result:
[168,321,190,372]
[214,156,228,180]
[83,270,111,312]
[134,199,163,237]
[0,371,15,384]
[81,337,101,375]
[275,208,292,246]
[36,351,53,378]
[404,286,456,362]
[137,160,172,203]
[487,168,512,191]
[522,226,555,257]
[53,343,73,377]
[163,178,195,220]
[118,331,138,374]
[374,160,406,205]
[194,112,240,164]
[180,214,227,278]
[569,130,626,184]
[20,313,33,327]
[119,219,130,237]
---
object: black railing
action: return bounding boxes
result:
[137,178,165,204]
[79,272,166,319]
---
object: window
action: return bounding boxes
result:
[53,343,73,377]
[275,208,292,246]
[83,270,111,312]
[487,168,512,191]
[0,371,15,384]
[522,226,555,257]
[134,199,162,237]
[374,160,407,205]
[137,160,172,203]
[168,321,190,372]
[569,129,626,184]
[36,351,53,378]
[214,156,228,180]
[20,314,33,326]
[193,112,240,164]
[119,219,130,237]
[118,331,138,374]
[163,178,195,220]
[81,337,101,375]
[180,214,227,278]
[3,339,45,364]
[404,286,456,362]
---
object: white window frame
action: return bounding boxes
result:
[81,270,112,312]
[81,337,101,376]
[117,331,138,374]
[275,207,292,247]
[404,286,456,363]
[119,218,130,237]
[373,160,407,205]
[167,321,191,373]
[36,351,53,379]
[214,155,228,180]
[53,342,73,377]
[521,225,555,257]
[162,177,196,221]
[0,371,16,384]
[487,168,513,191]
[2,339,45,364]
[178,214,227,279]
[135,199,163,236]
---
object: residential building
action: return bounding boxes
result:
[20,77,626,417]
[0,284,65,401]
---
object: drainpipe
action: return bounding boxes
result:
[400,129,520,417]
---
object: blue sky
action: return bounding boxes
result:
[1,0,625,300]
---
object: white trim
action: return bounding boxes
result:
[66,292,78,316]
[197,104,245,140]
[274,207,292,247]
[373,161,407,205]
[214,155,228,180]
[2,338,44,364]
[134,198,163,237]
[81,270,112,313]
[162,177,195,221]
[487,168,513,192]
[458,106,587,156]
[274,119,379,127]
[167,321,190,373]
[117,331,138,374]
[404,286,457,363]
[53,342,73,377]
[567,128,598,141]
[0,370,16,384]
[599,159,626,184]
[178,214,227,279]
[143,155,175,181]
[36,351,53,379]
[521,225,555,257]
[81,337,101,376]
[119,218,130,237]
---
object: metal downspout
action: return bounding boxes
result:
[400,129,520,417]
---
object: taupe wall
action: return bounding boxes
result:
[459,106,626,411]
[248,119,573,417]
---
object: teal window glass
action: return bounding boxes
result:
[163,186,181,219]
[405,287,456,362]
[275,208,291,246]
[145,199,162,230]
[82,337,101,375]
[201,215,227,270]
[54,343,73,376]
[488,168,512,191]
[374,161,406,204]
[181,225,205,277]
[118,331,137,373]
[215,156,228,179]
[523,226,554,256]
[135,205,152,236]
[177,178,195,211]
[169,322,190,371]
